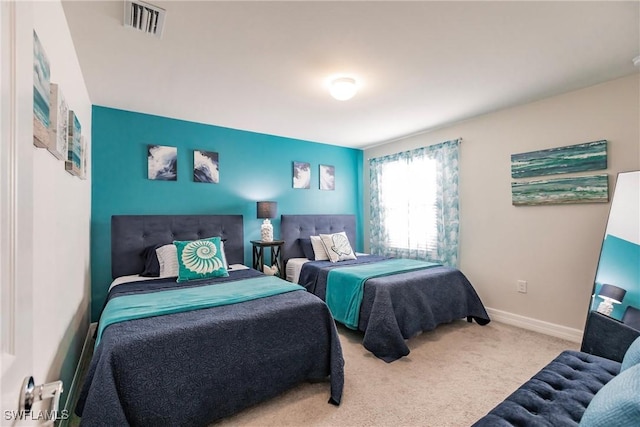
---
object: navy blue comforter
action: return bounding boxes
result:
[298,256,490,362]
[76,270,344,426]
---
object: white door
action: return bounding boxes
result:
[1,1,40,425]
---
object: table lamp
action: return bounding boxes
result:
[596,284,626,316]
[257,201,277,242]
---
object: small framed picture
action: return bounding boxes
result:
[293,161,310,189]
[48,83,69,160]
[320,164,335,190]
[65,111,82,177]
[194,150,219,183]
[33,31,51,148]
[148,145,177,181]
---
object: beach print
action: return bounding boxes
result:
[511,174,608,206]
[511,140,607,178]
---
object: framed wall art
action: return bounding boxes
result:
[65,111,82,177]
[148,145,177,181]
[193,150,219,183]
[293,161,310,189]
[511,174,608,206]
[33,31,51,148]
[319,164,335,190]
[48,83,69,160]
[511,140,607,179]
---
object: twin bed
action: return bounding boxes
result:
[76,215,343,426]
[281,214,490,362]
[77,213,489,424]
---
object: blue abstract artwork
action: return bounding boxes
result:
[293,161,310,189]
[148,145,177,181]
[511,174,608,206]
[194,150,219,183]
[33,31,51,147]
[320,164,335,190]
[511,140,607,178]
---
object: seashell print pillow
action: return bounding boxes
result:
[319,232,357,263]
[173,236,229,282]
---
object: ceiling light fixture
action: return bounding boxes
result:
[634,55,640,67]
[329,77,358,101]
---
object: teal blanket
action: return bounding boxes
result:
[326,259,441,329]
[96,276,303,346]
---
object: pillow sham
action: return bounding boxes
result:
[298,238,315,260]
[310,235,329,261]
[156,244,179,277]
[319,232,357,263]
[140,243,163,277]
[174,236,229,283]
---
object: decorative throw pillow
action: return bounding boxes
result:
[319,232,357,263]
[621,336,640,372]
[173,236,228,282]
[579,363,640,426]
[140,243,163,277]
[156,244,179,277]
[298,238,315,260]
[309,235,329,261]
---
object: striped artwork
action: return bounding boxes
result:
[511,174,609,206]
[511,140,607,179]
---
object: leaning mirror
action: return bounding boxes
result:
[581,170,640,361]
[588,170,640,328]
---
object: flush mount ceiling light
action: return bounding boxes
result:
[634,55,640,67]
[329,77,358,101]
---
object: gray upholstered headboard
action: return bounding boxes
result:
[280,214,356,263]
[111,215,244,279]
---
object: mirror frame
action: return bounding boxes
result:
[586,170,640,327]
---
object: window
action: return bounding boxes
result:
[369,139,460,266]
[378,156,438,255]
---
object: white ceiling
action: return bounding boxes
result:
[61,1,640,149]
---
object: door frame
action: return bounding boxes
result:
[1,0,36,423]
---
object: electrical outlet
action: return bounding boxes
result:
[517,280,527,293]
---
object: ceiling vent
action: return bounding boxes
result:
[124,0,166,38]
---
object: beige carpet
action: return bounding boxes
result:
[214,320,578,427]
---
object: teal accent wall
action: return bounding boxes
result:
[91,106,363,321]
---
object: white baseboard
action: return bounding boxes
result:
[486,307,583,343]
[61,322,96,426]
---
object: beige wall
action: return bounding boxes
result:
[363,74,640,333]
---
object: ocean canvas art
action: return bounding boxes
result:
[320,165,335,190]
[48,83,69,160]
[148,145,177,181]
[65,111,82,177]
[511,140,607,179]
[33,31,51,148]
[194,150,219,183]
[511,174,608,206]
[293,161,310,189]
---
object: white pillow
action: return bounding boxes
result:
[156,244,179,277]
[319,232,357,263]
[156,240,229,278]
[220,241,229,269]
[309,235,329,261]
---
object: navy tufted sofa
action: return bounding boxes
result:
[473,312,640,426]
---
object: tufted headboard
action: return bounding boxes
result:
[111,215,244,279]
[280,214,356,263]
